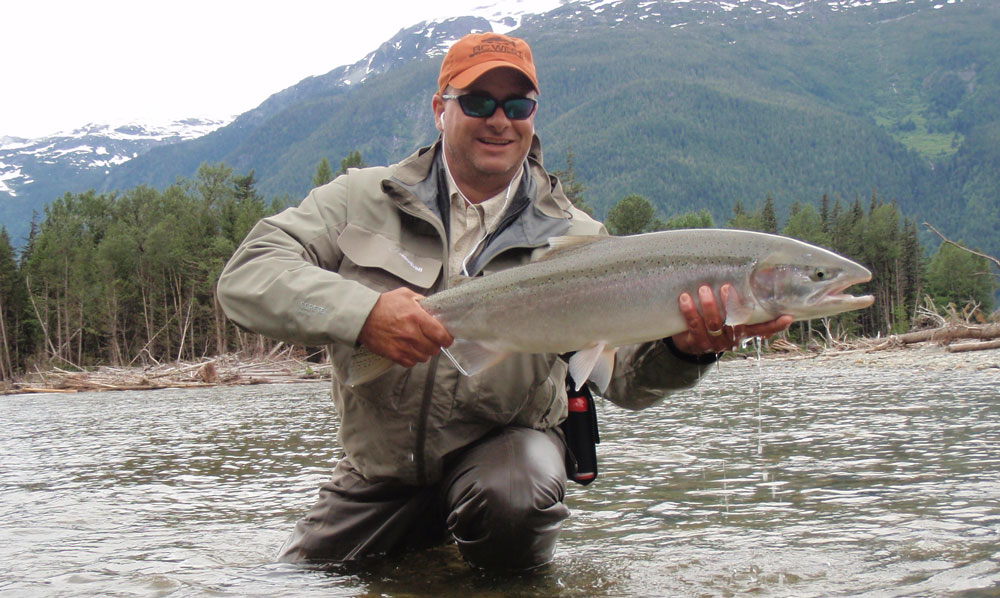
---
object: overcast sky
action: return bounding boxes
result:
[2,0,522,139]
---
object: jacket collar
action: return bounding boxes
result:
[384,135,575,275]
[389,135,574,221]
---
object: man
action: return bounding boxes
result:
[218,32,791,570]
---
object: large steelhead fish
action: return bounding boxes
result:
[348,229,874,390]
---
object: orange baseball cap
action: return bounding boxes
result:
[438,33,539,95]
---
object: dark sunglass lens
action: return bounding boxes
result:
[458,95,498,117]
[503,98,537,120]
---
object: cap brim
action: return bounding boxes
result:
[447,61,539,93]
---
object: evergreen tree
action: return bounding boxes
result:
[0,227,22,378]
[313,157,334,188]
[726,200,764,231]
[337,150,365,176]
[820,194,831,233]
[899,218,924,327]
[551,149,594,217]
[762,195,779,234]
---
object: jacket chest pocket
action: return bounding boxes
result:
[336,223,442,293]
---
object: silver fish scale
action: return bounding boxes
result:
[348,229,872,387]
[422,233,760,354]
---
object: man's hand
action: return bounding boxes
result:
[671,284,793,356]
[357,287,454,367]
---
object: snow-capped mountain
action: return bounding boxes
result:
[0,119,228,199]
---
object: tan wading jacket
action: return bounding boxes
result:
[218,137,718,486]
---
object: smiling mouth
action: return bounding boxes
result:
[479,138,512,146]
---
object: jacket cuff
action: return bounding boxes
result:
[664,337,723,365]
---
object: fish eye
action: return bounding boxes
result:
[810,268,828,282]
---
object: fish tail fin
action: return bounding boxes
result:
[346,347,396,386]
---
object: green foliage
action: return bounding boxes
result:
[605,194,663,235]
[3,167,285,371]
[925,242,996,313]
[663,209,714,230]
[313,157,334,188]
[0,227,28,378]
[782,203,831,247]
[337,150,366,175]
[726,200,765,231]
[550,149,594,217]
[761,196,778,234]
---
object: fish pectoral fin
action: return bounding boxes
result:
[723,288,755,327]
[442,339,508,377]
[568,342,617,394]
[347,347,396,386]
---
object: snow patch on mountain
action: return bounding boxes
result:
[0,118,228,199]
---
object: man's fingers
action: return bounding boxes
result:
[673,285,793,356]
[418,315,454,349]
[698,285,725,335]
[359,287,453,367]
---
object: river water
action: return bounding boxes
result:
[2,357,999,597]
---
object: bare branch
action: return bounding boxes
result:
[924,222,1000,273]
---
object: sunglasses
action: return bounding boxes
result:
[441,94,538,120]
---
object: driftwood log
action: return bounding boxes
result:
[896,323,1000,346]
[948,339,1000,354]
[4,354,331,395]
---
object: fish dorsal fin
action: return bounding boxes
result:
[536,235,607,261]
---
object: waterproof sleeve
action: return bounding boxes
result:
[217,177,381,347]
[601,340,719,411]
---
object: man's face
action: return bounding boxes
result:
[433,67,537,199]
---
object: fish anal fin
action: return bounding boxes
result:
[443,339,508,377]
[569,342,617,393]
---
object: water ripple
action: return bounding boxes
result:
[2,359,1000,596]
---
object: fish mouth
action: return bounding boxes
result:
[812,272,874,310]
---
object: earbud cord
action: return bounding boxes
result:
[441,140,516,276]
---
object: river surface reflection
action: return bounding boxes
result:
[2,357,999,597]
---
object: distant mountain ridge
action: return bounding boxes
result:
[2,0,995,261]
[0,118,228,195]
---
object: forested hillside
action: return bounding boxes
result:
[92,0,999,260]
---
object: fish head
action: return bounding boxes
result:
[749,243,874,321]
